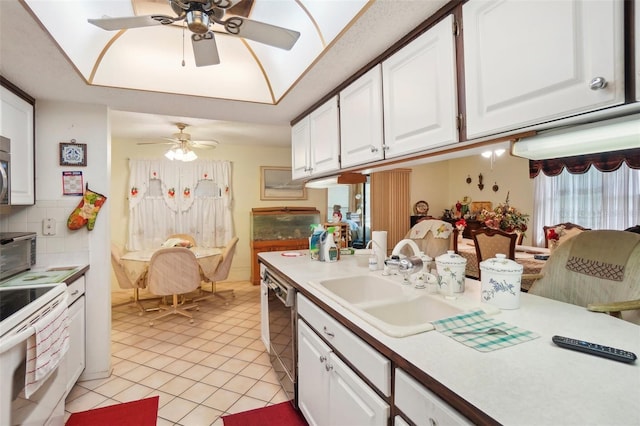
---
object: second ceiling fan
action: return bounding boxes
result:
[137,122,219,161]
[88,0,301,67]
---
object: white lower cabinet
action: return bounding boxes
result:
[395,368,471,426]
[298,320,389,426]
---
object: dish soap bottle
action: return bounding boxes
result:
[324,232,338,262]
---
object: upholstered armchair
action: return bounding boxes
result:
[529,230,640,324]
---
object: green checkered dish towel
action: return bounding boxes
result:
[432,309,539,352]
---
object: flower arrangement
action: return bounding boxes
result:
[455,218,467,232]
[547,225,566,250]
[547,225,565,242]
[479,204,529,234]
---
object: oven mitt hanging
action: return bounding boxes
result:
[67,185,107,231]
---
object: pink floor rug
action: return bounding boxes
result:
[65,395,159,426]
[222,401,308,426]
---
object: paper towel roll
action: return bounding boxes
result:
[372,231,387,270]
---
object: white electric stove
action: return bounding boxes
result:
[0,282,69,426]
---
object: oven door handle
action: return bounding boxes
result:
[0,326,34,355]
[0,164,7,202]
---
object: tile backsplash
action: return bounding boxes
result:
[2,198,90,267]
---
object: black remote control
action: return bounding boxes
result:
[552,335,637,363]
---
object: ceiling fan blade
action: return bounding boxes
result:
[225,17,300,50]
[136,141,177,146]
[192,32,220,67]
[88,15,172,31]
[211,0,243,10]
[191,140,219,149]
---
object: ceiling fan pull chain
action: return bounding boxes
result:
[182,22,186,67]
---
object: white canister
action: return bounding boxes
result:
[435,250,467,296]
[479,253,523,309]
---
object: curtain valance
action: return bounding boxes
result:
[529,148,640,178]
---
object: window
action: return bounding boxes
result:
[532,163,640,246]
[127,159,233,250]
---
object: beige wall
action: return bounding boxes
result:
[110,139,326,287]
[410,153,534,244]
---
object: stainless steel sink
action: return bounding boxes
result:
[309,274,476,337]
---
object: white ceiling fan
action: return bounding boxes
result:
[137,122,219,161]
[88,0,301,67]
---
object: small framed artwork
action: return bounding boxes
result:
[60,142,87,166]
[260,166,307,200]
[62,171,84,195]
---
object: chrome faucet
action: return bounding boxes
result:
[391,238,422,257]
[384,255,423,284]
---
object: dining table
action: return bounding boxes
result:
[456,238,550,291]
[120,246,222,288]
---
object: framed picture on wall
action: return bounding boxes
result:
[260,166,307,200]
[59,141,87,166]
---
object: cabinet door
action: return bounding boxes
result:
[340,65,384,167]
[635,2,640,101]
[0,85,35,205]
[463,0,624,139]
[291,117,311,180]
[260,280,269,351]
[66,296,86,394]
[309,96,340,176]
[382,14,458,159]
[395,368,471,426]
[297,320,330,426]
[328,352,389,426]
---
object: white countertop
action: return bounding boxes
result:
[259,251,640,425]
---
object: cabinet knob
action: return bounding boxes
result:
[428,417,438,426]
[370,145,379,153]
[589,77,607,90]
[382,144,390,152]
[325,362,333,372]
[323,326,335,338]
[319,355,326,363]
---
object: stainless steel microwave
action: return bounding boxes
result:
[0,232,36,281]
[0,136,9,209]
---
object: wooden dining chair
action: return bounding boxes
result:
[146,247,202,326]
[195,237,239,305]
[111,243,159,315]
[471,228,517,279]
[542,222,590,248]
[529,230,640,324]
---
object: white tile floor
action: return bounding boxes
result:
[64,281,289,425]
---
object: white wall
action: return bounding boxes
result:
[6,100,112,381]
[410,153,534,244]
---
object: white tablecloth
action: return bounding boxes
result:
[121,247,222,287]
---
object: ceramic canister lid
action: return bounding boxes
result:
[479,253,523,273]
[435,250,467,266]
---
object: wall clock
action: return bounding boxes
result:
[60,142,87,166]
[413,200,429,215]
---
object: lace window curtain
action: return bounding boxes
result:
[127,159,233,250]
[532,163,640,246]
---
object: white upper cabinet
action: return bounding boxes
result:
[635,2,640,101]
[382,14,458,159]
[0,85,35,205]
[291,96,340,180]
[291,116,311,180]
[340,65,384,168]
[463,0,625,139]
